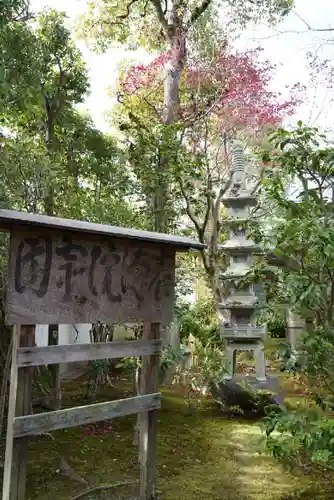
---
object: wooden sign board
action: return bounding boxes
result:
[6,230,175,325]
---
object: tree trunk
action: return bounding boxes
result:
[211,275,229,325]
[48,324,61,410]
[152,30,187,232]
[44,111,61,410]
[163,33,186,125]
[152,164,169,233]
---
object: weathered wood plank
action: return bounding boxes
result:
[17,339,162,367]
[139,323,160,500]
[2,325,20,500]
[13,393,161,438]
[6,230,176,325]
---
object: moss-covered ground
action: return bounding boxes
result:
[22,377,333,500]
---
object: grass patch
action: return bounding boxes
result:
[20,379,330,499]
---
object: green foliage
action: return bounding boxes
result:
[265,410,334,471]
[174,253,200,306]
[159,344,188,383]
[255,125,334,327]
[81,0,164,52]
[187,339,224,393]
[0,9,140,229]
[296,328,334,407]
[225,0,294,26]
[268,315,286,339]
[80,0,293,53]
[178,297,220,344]
[0,0,30,26]
[186,2,224,62]
[1,9,90,216]
[0,109,137,224]
[0,19,36,112]
[1,9,89,120]
[257,124,334,473]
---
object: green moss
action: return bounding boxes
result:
[22,384,328,500]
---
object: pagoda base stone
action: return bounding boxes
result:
[223,340,266,382]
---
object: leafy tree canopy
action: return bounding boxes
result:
[81,0,294,52]
[0,0,30,26]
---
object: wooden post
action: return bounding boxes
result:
[10,325,35,500]
[2,325,20,500]
[139,323,160,500]
[48,324,61,410]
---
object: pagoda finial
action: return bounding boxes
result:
[231,140,246,193]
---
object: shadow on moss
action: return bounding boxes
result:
[20,380,329,500]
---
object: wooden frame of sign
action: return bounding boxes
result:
[0,209,204,500]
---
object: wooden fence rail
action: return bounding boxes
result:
[17,339,162,367]
[13,393,161,438]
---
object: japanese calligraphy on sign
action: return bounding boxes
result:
[6,231,175,325]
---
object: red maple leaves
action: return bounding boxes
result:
[121,46,302,131]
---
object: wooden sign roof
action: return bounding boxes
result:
[0,209,205,250]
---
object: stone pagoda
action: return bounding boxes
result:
[219,140,267,382]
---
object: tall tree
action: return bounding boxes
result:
[82,0,294,125]
[82,0,294,234]
[116,46,300,307]
[0,0,33,109]
[0,8,141,414]
[2,9,89,216]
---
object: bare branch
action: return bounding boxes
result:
[199,247,212,276]
[178,178,204,242]
[292,10,312,31]
[140,0,150,17]
[189,0,212,27]
[250,10,334,43]
[14,12,35,22]
[118,0,141,20]
[71,482,137,500]
[13,1,34,22]
[292,10,334,33]
[143,96,160,117]
[202,181,213,240]
[92,0,140,29]
[217,173,233,203]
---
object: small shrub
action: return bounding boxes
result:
[159,344,188,383]
[188,340,224,391]
[268,316,286,339]
[178,297,220,345]
[264,410,334,471]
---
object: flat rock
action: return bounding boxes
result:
[210,375,285,418]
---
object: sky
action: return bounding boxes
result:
[30,0,334,133]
